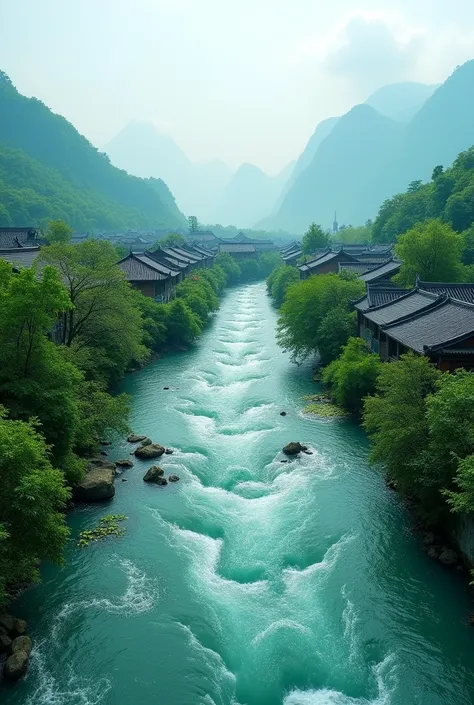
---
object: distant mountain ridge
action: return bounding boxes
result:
[105,121,233,222]
[263,63,474,233]
[0,72,186,230]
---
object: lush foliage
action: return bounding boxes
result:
[0,75,185,230]
[322,338,382,413]
[394,220,464,286]
[46,219,73,244]
[266,265,300,306]
[215,252,242,284]
[0,408,70,604]
[276,273,364,361]
[372,148,474,247]
[302,223,330,254]
[335,223,372,244]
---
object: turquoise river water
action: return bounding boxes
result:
[2,283,474,705]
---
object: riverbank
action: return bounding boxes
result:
[3,283,474,705]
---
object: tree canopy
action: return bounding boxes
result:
[394,220,464,285]
[302,223,330,254]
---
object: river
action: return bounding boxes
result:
[2,282,474,705]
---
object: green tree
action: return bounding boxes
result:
[40,239,147,382]
[267,265,300,307]
[395,219,464,286]
[239,258,262,282]
[0,408,70,605]
[157,232,185,247]
[258,251,283,277]
[165,299,201,345]
[276,273,364,361]
[322,337,382,413]
[46,219,73,244]
[215,252,241,285]
[302,223,330,254]
[363,354,441,495]
[188,216,199,233]
[316,308,357,366]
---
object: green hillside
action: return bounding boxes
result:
[0,72,186,230]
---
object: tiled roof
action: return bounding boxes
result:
[219,244,256,253]
[117,253,178,281]
[384,298,474,353]
[0,227,41,248]
[159,246,195,264]
[338,261,379,275]
[359,259,402,282]
[0,247,41,268]
[367,285,410,308]
[417,281,474,304]
[364,289,439,326]
[190,243,215,257]
[142,251,181,275]
[298,249,357,272]
[168,246,203,262]
[282,249,302,262]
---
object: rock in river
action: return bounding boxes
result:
[74,461,115,502]
[12,636,32,657]
[135,443,165,459]
[4,650,29,681]
[282,442,308,456]
[0,634,12,654]
[438,548,459,566]
[127,433,147,443]
[115,459,134,468]
[168,475,180,483]
[139,437,152,447]
[143,465,165,483]
[165,448,174,455]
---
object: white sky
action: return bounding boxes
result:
[1,0,473,173]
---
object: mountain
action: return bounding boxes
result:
[105,122,233,221]
[212,161,294,228]
[365,82,438,122]
[268,105,401,233]
[267,61,474,233]
[0,72,186,230]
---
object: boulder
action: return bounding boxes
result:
[0,634,12,654]
[427,546,440,560]
[303,450,313,456]
[135,444,165,460]
[4,650,29,681]
[282,442,307,456]
[165,448,174,455]
[143,466,165,483]
[115,459,134,468]
[74,465,115,502]
[12,619,27,637]
[0,614,15,633]
[12,636,32,657]
[127,434,147,443]
[88,458,116,470]
[422,532,436,547]
[121,478,127,482]
[163,387,170,390]
[139,437,152,447]
[280,460,288,463]
[280,412,287,416]
[438,548,459,566]
[168,475,180,483]
[99,451,108,457]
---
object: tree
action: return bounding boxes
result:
[239,258,261,282]
[188,216,199,233]
[432,165,444,181]
[215,252,241,285]
[40,239,147,382]
[0,408,70,605]
[157,232,185,248]
[302,223,330,254]
[46,219,73,244]
[165,299,201,345]
[316,308,357,366]
[407,180,423,193]
[322,337,382,412]
[258,251,283,277]
[395,219,464,286]
[363,354,441,495]
[276,273,364,361]
[267,265,300,307]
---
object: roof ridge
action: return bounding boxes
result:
[382,295,447,330]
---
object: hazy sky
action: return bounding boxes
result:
[1,0,473,173]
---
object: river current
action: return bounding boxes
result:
[3,283,474,705]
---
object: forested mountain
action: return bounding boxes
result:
[105,121,233,221]
[270,105,401,233]
[213,161,294,228]
[0,72,186,230]
[268,62,474,234]
[365,82,438,122]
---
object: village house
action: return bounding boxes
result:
[354,282,474,371]
[298,250,359,279]
[117,252,180,301]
